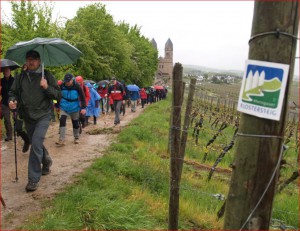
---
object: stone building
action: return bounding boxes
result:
[151,38,173,86]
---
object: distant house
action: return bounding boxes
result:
[226,76,235,83]
[211,75,235,84]
[197,76,204,81]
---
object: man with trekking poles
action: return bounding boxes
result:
[8,50,61,192]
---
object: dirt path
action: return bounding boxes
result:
[1,105,146,230]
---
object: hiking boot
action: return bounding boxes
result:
[55,139,65,146]
[25,181,39,192]
[74,138,80,144]
[42,168,51,175]
[22,142,30,153]
[42,157,53,175]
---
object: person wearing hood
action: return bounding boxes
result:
[129,85,140,112]
[85,82,101,125]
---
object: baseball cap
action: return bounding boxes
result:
[26,50,40,60]
[64,73,74,82]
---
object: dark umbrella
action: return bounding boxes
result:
[1,59,20,71]
[127,84,140,92]
[5,37,82,78]
[5,37,82,66]
[98,80,110,86]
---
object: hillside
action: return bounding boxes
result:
[182,64,243,77]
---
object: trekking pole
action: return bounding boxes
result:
[13,110,18,182]
[0,194,6,208]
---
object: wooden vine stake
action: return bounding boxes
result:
[168,63,196,230]
[0,194,6,208]
[224,2,299,230]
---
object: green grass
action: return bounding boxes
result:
[19,93,298,230]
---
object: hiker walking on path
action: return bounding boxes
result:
[53,79,63,120]
[140,88,147,108]
[85,82,101,125]
[108,77,124,125]
[8,50,61,192]
[56,73,86,146]
[149,87,156,104]
[75,76,90,128]
[1,65,31,152]
[120,80,129,116]
[129,90,140,112]
[1,66,15,141]
[97,84,109,114]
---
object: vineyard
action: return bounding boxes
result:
[15,81,298,230]
[180,80,299,229]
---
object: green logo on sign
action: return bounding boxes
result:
[242,65,283,109]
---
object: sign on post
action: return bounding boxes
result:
[237,60,289,121]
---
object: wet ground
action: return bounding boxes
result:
[1,105,145,230]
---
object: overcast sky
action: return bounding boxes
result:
[1,1,299,75]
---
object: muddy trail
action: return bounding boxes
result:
[1,105,145,230]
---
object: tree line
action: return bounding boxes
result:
[2,1,158,87]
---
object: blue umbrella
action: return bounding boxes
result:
[127,84,140,92]
[84,80,96,85]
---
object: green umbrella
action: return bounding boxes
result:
[5,37,83,77]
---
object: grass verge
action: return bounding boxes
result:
[20,95,298,230]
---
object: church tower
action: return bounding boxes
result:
[163,38,173,80]
[153,38,173,86]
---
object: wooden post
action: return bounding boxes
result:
[179,78,196,176]
[224,2,298,230]
[169,63,184,230]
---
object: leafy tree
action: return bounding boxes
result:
[211,76,221,84]
[2,1,58,52]
[203,73,209,81]
[2,1,159,85]
[64,3,134,81]
[2,0,67,79]
[117,22,158,86]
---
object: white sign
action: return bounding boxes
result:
[237,60,289,121]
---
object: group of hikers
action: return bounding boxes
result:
[1,50,168,192]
